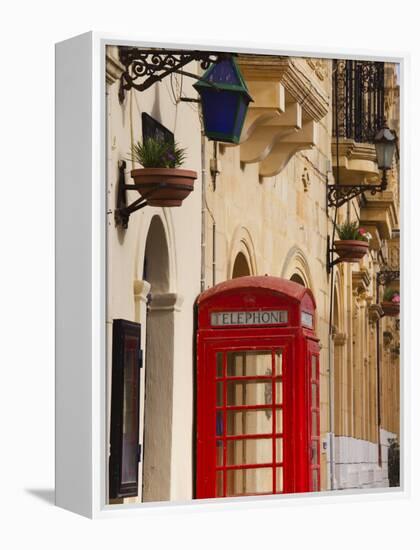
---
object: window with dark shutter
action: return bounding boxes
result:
[109,319,142,499]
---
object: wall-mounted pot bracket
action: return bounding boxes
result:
[114,161,165,228]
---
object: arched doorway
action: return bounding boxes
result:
[232,252,251,279]
[142,216,175,502]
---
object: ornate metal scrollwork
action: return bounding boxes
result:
[377,268,400,286]
[333,59,385,144]
[327,179,386,209]
[118,47,221,102]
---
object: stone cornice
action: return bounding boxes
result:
[238,55,329,122]
[332,139,379,185]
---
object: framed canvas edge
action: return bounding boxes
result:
[80,32,410,518]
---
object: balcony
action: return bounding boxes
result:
[332,60,384,187]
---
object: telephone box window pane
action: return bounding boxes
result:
[226,468,272,496]
[227,351,272,377]
[216,439,224,466]
[275,381,283,404]
[311,440,318,464]
[311,383,318,408]
[276,467,283,492]
[226,409,272,435]
[311,355,317,380]
[216,471,224,497]
[275,351,283,376]
[226,438,273,466]
[312,411,318,434]
[216,382,223,406]
[276,438,283,462]
[312,470,319,491]
[216,352,223,378]
[276,409,283,433]
[226,380,268,406]
[216,410,224,435]
[121,336,139,484]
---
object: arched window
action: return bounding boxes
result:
[290,273,306,287]
[232,252,251,279]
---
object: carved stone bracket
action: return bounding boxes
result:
[352,268,371,295]
[233,55,328,178]
[238,55,329,121]
[368,304,383,324]
[360,192,399,244]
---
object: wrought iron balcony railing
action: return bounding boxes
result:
[333,59,385,144]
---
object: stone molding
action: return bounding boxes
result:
[149,292,184,312]
[238,55,329,121]
[106,46,124,85]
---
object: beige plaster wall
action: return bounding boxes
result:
[106,51,203,503]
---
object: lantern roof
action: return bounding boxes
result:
[194,56,253,101]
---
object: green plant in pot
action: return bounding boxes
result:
[130,137,197,207]
[381,288,400,317]
[334,220,371,262]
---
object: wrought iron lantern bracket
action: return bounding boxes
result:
[118,47,223,103]
[327,173,387,209]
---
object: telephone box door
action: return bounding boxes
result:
[197,336,300,498]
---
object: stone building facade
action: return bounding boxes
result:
[105,45,400,503]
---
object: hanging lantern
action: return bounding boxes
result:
[374,124,397,170]
[194,56,253,144]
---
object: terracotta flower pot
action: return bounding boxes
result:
[381,301,400,317]
[334,239,369,262]
[131,168,197,207]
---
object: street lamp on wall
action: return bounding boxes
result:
[374,123,398,189]
[193,56,253,144]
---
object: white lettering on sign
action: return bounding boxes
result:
[301,311,313,328]
[211,310,288,327]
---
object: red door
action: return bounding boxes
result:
[197,336,298,498]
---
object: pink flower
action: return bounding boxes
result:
[391,294,400,303]
[358,227,367,235]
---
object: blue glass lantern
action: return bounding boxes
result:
[193,56,253,144]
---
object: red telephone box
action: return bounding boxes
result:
[196,276,320,499]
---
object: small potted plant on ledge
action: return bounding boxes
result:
[130,137,197,207]
[334,221,371,262]
[381,288,400,317]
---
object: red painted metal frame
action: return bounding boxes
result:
[196,277,320,499]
